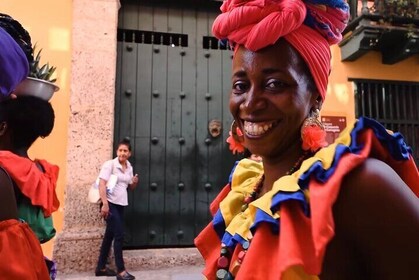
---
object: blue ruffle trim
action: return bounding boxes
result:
[212,161,241,240]
[270,191,309,216]
[250,209,279,234]
[221,231,248,248]
[228,161,240,185]
[213,209,227,240]
[298,117,412,191]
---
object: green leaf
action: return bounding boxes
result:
[28,42,58,83]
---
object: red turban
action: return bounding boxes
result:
[212,0,349,100]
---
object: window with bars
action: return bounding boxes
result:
[351,79,419,164]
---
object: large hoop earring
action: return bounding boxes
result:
[301,109,327,152]
[226,120,245,154]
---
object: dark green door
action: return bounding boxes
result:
[114,0,240,248]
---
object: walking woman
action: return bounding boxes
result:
[95,138,139,280]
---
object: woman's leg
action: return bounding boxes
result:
[110,203,125,273]
[96,205,115,270]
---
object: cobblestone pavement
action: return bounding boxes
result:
[57,265,203,280]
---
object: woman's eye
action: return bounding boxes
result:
[266,79,285,90]
[232,81,248,93]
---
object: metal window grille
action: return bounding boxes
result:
[117,28,188,47]
[351,79,419,165]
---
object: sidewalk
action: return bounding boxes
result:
[57,265,203,280]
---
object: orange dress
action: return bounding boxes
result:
[0,219,50,279]
[195,117,419,279]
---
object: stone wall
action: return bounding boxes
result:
[53,0,121,273]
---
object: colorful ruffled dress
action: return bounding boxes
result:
[195,117,419,280]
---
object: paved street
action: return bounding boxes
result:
[57,265,203,280]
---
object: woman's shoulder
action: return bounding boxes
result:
[102,158,116,167]
[340,157,418,202]
[331,158,419,277]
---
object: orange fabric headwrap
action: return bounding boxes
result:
[212,0,349,100]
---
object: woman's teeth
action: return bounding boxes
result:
[243,121,274,136]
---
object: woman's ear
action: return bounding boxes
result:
[316,96,323,111]
[309,92,322,111]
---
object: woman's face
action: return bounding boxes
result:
[116,144,131,163]
[230,39,319,159]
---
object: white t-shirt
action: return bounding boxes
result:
[98,157,134,206]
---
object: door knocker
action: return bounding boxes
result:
[208,119,222,138]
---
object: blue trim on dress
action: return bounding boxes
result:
[250,209,279,234]
[228,161,240,185]
[270,191,309,217]
[221,231,236,248]
[213,209,227,240]
[298,117,412,190]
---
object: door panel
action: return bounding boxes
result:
[116,1,240,248]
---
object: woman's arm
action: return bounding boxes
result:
[99,178,109,219]
[331,158,419,279]
[0,168,18,221]
[128,174,138,190]
[98,161,113,219]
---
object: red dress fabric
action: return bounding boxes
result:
[0,151,59,217]
[0,219,50,279]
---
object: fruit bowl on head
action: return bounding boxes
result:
[14,76,59,101]
[14,44,59,101]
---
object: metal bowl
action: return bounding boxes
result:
[14,77,59,101]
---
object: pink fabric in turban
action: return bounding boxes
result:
[212,0,349,100]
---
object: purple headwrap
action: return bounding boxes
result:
[0,27,29,98]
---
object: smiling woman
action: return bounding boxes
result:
[194,0,419,279]
[230,40,318,171]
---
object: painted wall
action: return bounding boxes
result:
[0,0,72,258]
[325,44,419,126]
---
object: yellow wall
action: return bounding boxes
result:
[0,1,72,258]
[325,45,419,126]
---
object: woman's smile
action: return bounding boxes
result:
[242,120,278,137]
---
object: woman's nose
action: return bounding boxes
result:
[240,87,266,113]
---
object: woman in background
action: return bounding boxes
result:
[96,138,139,280]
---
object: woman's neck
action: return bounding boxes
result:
[12,147,30,159]
[260,146,308,196]
[119,159,127,169]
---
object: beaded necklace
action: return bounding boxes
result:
[215,151,311,280]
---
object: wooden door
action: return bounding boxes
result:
[114,0,240,248]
